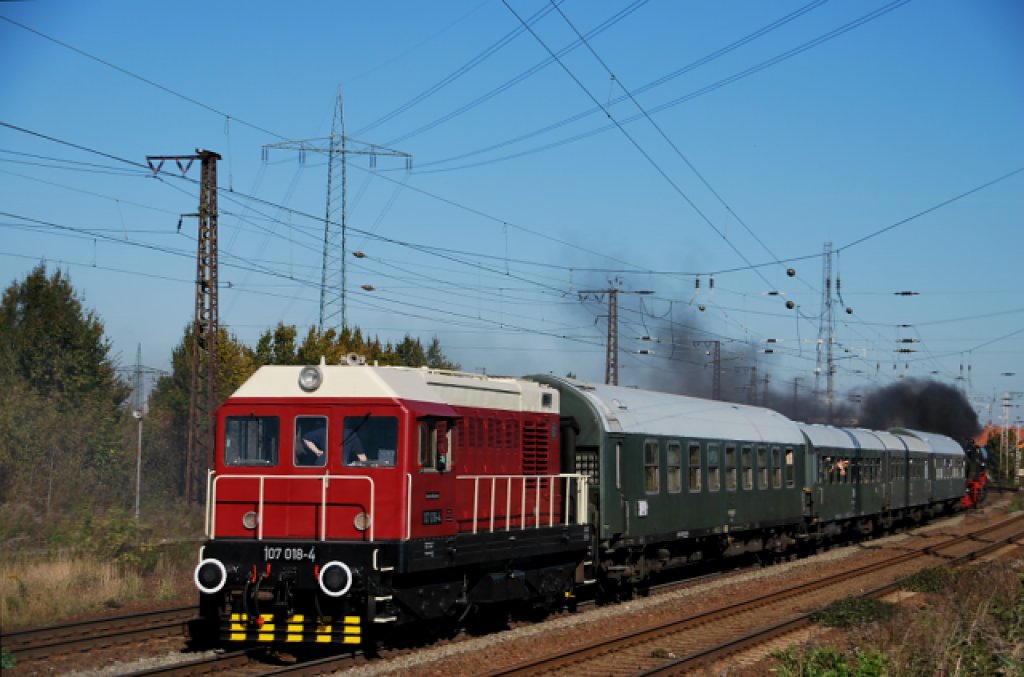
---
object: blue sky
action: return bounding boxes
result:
[2,0,1022,424]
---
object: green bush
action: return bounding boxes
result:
[810,597,895,629]
[901,566,954,594]
[772,645,888,677]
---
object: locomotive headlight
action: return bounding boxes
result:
[298,365,323,392]
[242,511,259,530]
[194,558,228,594]
[318,561,353,597]
[353,512,372,532]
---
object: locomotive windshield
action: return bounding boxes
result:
[343,415,398,467]
[224,416,279,466]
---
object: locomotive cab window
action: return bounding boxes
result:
[294,416,328,467]
[343,415,397,467]
[419,418,451,472]
[225,416,279,466]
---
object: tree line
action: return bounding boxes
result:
[0,264,458,543]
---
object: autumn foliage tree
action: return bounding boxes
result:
[0,264,131,532]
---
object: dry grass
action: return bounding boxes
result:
[0,549,193,630]
[778,558,1024,676]
[860,559,1024,675]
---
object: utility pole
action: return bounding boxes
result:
[694,340,721,400]
[263,87,412,333]
[133,344,144,523]
[147,149,221,505]
[579,285,654,385]
[816,242,835,423]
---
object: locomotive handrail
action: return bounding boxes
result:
[207,473,376,541]
[405,473,413,542]
[456,473,589,534]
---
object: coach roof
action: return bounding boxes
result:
[535,376,805,445]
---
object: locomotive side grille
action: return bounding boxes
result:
[522,420,550,491]
[507,421,519,449]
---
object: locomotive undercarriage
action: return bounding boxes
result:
[195,524,591,646]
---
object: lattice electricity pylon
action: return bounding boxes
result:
[263,88,412,333]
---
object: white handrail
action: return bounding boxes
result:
[457,474,588,534]
[405,473,412,541]
[208,474,376,541]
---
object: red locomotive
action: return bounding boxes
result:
[193,357,591,645]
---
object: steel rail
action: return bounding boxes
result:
[478,513,1024,676]
[3,605,196,662]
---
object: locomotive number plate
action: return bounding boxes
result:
[263,545,316,562]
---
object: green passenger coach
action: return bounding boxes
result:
[533,376,809,592]
[530,375,967,595]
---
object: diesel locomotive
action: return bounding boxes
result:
[193,359,971,645]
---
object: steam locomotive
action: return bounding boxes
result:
[193,358,973,645]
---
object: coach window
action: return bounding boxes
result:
[688,443,701,492]
[708,444,721,492]
[742,446,753,490]
[343,415,398,468]
[667,441,682,494]
[757,447,768,489]
[225,416,279,466]
[615,441,623,490]
[725,445,737,491]
[644,439,660,493]
[294,416,328,467]
[771,447,782,488]
[785,448,795,488]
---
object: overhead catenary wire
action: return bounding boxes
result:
[4,118,1019,381]
[413,0,908,173]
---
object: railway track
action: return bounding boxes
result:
[476,512,1024,676]
[6,510,1021,676]
[2,605,196,663]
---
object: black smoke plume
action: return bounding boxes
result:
[857,378,980,440]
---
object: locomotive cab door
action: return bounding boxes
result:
[409,416,458,537]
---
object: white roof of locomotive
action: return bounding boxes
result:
[543,377,805,445]
[230,363,558,414]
